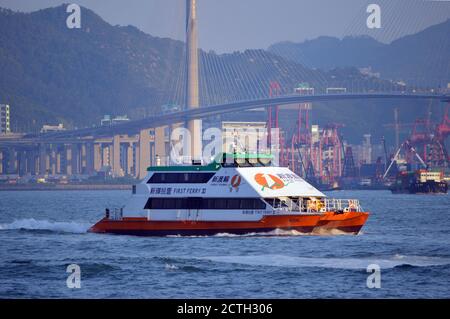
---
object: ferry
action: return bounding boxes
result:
[390,169,448,194]
[89,153,369,236]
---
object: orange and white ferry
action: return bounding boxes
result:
[89,153,369,236]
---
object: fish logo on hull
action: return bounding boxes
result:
[255,173,285,190]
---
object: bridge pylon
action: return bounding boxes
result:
[186,0,202,162]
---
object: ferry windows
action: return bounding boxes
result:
[241,198,256,209]
[145,198,162,209]
[247,198,266,209]
[147,173,215,184]
[213,199,228,209]
[220,155,272,168]
[235,158,252,167]
[187,198,202,209]
[227,199,241,209]
[175,198,186,209]
[144,198,266,210]
[248,157,259,166]
[222,154,236,167]
[258,157,272,166]
[165,174,178,183]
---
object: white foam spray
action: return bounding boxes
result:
[195,254,450,270]
[0,218,90,234]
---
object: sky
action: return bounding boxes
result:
[0,0,450,52]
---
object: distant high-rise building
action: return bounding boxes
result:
[361,134,372,164]
[0,104,11,134]
[350,134,374,165]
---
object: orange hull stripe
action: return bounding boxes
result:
[317,212,369,228]
[92,214,322,232]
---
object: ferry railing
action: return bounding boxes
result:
[269,198,363,214]
[106,208,123,221]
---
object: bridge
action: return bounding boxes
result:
[1,0,449,181]
[1,92,448,180]
[37,92,450,139]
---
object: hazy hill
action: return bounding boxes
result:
[0,5,184,131]
[269,19,450,87]
[0,5,396,133]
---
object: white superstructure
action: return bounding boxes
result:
[123,153,328,222]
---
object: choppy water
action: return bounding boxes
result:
[0,190,449,298]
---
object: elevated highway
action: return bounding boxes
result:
[36,93,450,139]
[1,92,449,179]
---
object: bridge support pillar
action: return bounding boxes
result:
[0,149,3,174]
[80,144,87,174]
[7,148,18,175]
[112,135,123,177]
[26,150,34,176]
[39,144,48,176]
[126,142,134,176]
[56,146,62,175]
[27,150,37,176]
[18,150,27,176]
[65,145,72,176]
[85,142,95,175]
[93,143,102,172]
[50,147,57,175]
[71,145,78,176]
[134,143,139,178]
[21,150,27,176]
[138,129,151,179]
[101,144,109,168]
[27,150,34,176]
[155,126,166,166]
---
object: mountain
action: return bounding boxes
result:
[269,19,450,87]
[0,6,187,131]
[0,5,396,133]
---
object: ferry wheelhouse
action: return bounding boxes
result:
[89,153,369,236]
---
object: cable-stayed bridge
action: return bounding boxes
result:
[1,92,449,179]
[1,0,449,179]
[29,93,450,139]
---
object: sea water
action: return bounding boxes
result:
[0,190,449,298]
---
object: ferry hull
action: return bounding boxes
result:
[89,212,369,236]
[313,211,369,234]
[89,214,322,236]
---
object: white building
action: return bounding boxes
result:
[41,123,65,133]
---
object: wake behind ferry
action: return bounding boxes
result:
[90,153,369,236]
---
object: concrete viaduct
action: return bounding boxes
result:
[1,93,449,179]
